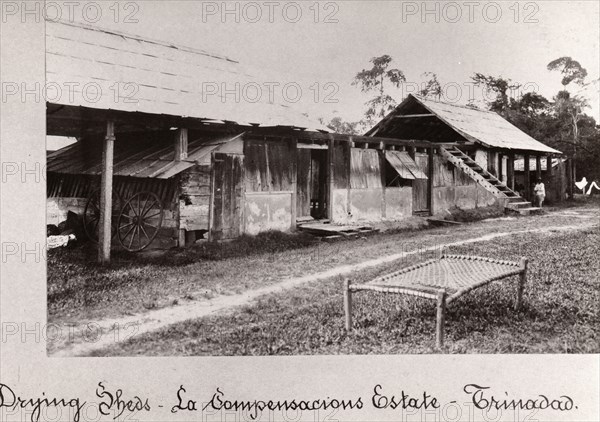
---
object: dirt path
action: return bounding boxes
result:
[48,215,598,357]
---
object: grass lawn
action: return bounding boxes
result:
[48,201,596,323]
[90,225,599,356]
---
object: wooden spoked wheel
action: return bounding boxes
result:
[83,189,122,243]
[117,191,164,252]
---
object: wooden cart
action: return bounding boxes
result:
[83,189,164,252]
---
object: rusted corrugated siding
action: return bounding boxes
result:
[46,134,243,179]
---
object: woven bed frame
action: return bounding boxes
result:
[343,254,528,348]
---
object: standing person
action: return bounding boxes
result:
[534,178,546,208]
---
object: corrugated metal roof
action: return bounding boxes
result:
[46,20,328,131]
[46,133,244,179]
[370,95,561,154]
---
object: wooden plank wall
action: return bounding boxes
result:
[179,165,211,231]
[350,148,382,189]
[242,138,296,234]
[244,138,295,192]
[211,153,244,240]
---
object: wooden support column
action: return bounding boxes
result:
[290,138,298,230]
[408,146,416,159]
[515,258,528,311]
[436,289,447,349]
[427,147,434,214]
[508,153,515,190]
[327,136,335,221]
[175,128,188,247]
[98,120,115,265]
[497,153,503,181]
[343,279,353,331]
[546,156,553,178]
[523,153,531,201]
[174,128,188,161]
[545,156,554,203]
[535,155,542,181]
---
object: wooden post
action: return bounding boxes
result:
[327,136,335,221]
[174,128,188,161]
[427,147,434,214]
[176,183,186,248]
[515,258,528,311]
[408,146,416,159]
[535,155,542,182]
[207,152,216,241]
[546,156,553,178]
[98,120,115,265]
[487,150,495,175]
[497,153,503,181]
[508,153,515,191]
[523,153,530,201]
[178,229,186,248]
[343,279,353,331]
[436,289,447,349]
[546,156,554,202]
[290,138,298,230]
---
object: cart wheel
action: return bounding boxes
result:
[83,188,122,243]
[117,191,164,252]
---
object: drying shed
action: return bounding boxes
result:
[46,21,565,263]
[366,95,565,210]
[45,19,326,262]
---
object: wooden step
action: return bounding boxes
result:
[505,201,532,209]
[298,222,377,237]
[514,207,543,216]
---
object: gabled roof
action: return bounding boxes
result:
[367,94,561,155]
[46,20,326,131]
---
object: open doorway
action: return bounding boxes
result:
[296,147,328,220]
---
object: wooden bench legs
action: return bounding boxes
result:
[515,257,528,311]
[436,289,447,349]
[344,279,353,331]
[344,258,527,348]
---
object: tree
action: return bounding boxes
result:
[352,55,405,124]
[547,57,590,189]
[547,56,588,89]
[419,72,443,100]
[323,116,361,135]
[512,92,550,118]
[471,73,521,115]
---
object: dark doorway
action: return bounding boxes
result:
[296,148,328,220]
[412,153,430,215]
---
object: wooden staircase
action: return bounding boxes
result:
[440,147,542,215]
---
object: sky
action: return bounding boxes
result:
[48,0,600,148]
